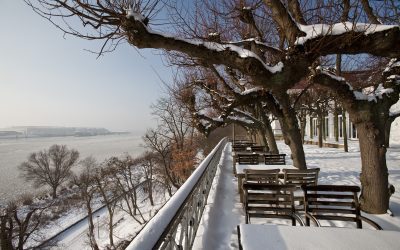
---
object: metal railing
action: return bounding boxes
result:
[126,138,227,250]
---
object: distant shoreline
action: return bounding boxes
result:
[0,133,145,205]
[0,131,132,140]
[0,126,131,139]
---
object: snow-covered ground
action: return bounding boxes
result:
[194,140,400,249]
[48,200,164,250]
[34,189,168,249]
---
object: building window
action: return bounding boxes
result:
[350,122,358,139]
[312,118,318,137]
[324,116,329,137]
[338,115,343,138]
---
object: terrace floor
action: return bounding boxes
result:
[192,141,400,249]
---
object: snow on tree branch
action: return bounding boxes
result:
[232,108,258,122]
[384,58,400,84]
[295,22,400,57]
[295,22,397,45]
[313,64,399,104]
[389,110,400,119]
[226,115,255,125]
[352,84,394,103]
[228,39,283,56]
[125,10,284,75]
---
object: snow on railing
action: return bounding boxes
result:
[126,138,227,250]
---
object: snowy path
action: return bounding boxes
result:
[46,206,111,249]
[44,196,163,249]
[193,143,244,250]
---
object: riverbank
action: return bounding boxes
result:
[0,133,145,204]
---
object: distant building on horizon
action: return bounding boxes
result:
[0,126,112,138]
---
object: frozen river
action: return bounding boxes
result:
[0,133,145,205]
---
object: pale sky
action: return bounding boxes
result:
[0,1,173,133]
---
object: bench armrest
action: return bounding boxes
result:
[304,212,321,227]
[358,215,382,230]
[291,212,305,226]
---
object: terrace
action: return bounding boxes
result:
[127,138,400,249]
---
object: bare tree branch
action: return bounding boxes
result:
[361,0,382,24]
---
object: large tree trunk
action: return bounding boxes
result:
[299,115,306,143]
[318,114,323,148]
[342,111,348,152]
[265,122,279,154]
[277,95,307,170]
[260,113,278,154]
[356,121,389,213]
[258,130,270,152]
[281,125,307,169]
[334,108,339,142]
[322,115,327,141]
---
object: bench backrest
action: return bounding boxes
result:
[238,154,259,165]
[282,168,320,186]
[244,169,280,184]
[302,185,381,229]
[264,154,286,165]
[242,183,300,225]
[232,145,248,152]
[250,145,266,153]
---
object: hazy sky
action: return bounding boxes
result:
[0,1,174,133]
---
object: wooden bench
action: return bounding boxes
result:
[264,154,286,165]
[242,183,303,226]
[244,169,280,184]
[238,154,260,165]
[234,140,255,145]
[302,185,382,230]
[250,145,266,153]
[282,168,320,207]
[282,168,320,186]
[233,145,248,152]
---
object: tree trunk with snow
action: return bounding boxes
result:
[299,114,306,143]
[259,111,278,154]
[334,108,339,142]
[312,64,400,213]
[281,123,307,170]
[354,115,389,213]
[258,130,270,151]
[342,111,349,152]
[276,96,307,169]
[265,122,279,154]
[318,114,323,148]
